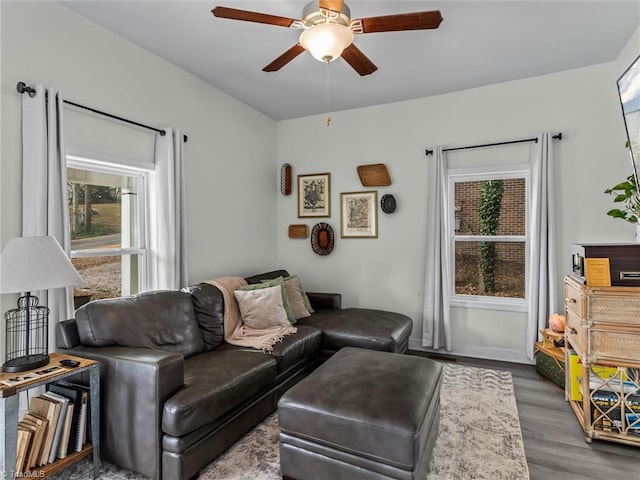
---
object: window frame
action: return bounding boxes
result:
[447,164,530,312]
[67,150,151,297]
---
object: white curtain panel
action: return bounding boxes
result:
[147,128,189,291]
[422,146,452,351]
[21,84,74,351]
[526,133,558,360]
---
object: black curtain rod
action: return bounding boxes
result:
[17,81,188,143]
[425,133,562,156]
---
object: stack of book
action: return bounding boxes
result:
[15,381,89,473]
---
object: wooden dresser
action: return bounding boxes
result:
[563,275,640,446]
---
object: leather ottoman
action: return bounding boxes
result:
[278,347,442,480]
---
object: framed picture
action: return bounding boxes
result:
[340,190,378,238]
[298,173,331,218]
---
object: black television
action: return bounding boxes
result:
[617,54,640,183]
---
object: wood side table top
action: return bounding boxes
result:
[0,353,97,398]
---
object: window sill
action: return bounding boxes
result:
[450,296,527,313]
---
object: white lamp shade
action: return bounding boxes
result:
[0,236,82,294]
[299,23,354,63]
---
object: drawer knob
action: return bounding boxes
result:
[569,327,577,335]
[565,297,577,304]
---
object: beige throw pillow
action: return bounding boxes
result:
[233,285,289,330]
[238,277,296,324]
[284,276,312,320]
[285,274,314,314]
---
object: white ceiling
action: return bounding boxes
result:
[60,1,640,121]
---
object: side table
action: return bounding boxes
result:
[0,353,100,478]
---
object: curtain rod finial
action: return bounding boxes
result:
[17,81,36,97]
[425,149,433,156]
[553,132,563,141]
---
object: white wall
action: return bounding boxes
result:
[276,37,639,362]
[617,27,639,83]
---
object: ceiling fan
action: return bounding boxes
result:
[212,1,443,76]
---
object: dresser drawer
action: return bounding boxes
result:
[564,280,584,317]
[588,292,640,327]
[565,309,586,354]
[589,327,640,363]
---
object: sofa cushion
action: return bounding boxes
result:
[182,283,225,350]
[297,308,413,354]
[234,285,290,329]
[162,349,277,437]
[269,325,322,374]
[75,290,206,358]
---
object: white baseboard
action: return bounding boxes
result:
[409,338,535,365]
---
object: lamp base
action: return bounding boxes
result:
[2,353,50,373]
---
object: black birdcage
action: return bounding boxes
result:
[3,293,50,372]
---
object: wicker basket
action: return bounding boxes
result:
[288,224,308,238]
[357,164,391,186]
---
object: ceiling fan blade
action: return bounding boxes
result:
[263,44,306,72]
[212,6,298,28]
[341,44,378,76]
[319,0,344,13]
[355,10,443,33]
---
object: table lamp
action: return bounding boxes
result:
[1,236,82,372]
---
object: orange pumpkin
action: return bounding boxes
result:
[549,313,566,333]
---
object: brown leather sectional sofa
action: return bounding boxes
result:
[56,270,413,480]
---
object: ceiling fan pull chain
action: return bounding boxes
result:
[325,62,331,127]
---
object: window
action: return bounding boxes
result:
[449,167,528,309]
[67,154,149,302]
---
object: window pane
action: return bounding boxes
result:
[68,162,145,304]
[455,241,525,298]
[68,168,138,251]
[454,178,525,235]
[72,254,140,303]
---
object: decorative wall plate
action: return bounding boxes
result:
[280,163,292,195]
[380,194,397,214]
[310,223,335,256]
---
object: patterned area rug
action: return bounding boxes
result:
[50,364,529,480]
[426,364,529,480]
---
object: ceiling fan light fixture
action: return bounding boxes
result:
[299,23,354,63]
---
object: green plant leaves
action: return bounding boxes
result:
[604,173,640,224]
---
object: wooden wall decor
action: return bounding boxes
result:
[356,164,391,186]
[280,163,292,195]
[288,224,308,238]
[310,223,335,255]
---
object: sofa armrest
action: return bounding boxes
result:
[307,292,342,310]
[56,319,80,348]
[58,345,184,480]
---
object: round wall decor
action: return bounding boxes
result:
[380,194,397,214]
[310,223,335,256]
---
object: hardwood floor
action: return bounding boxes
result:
[411,352,640,479]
